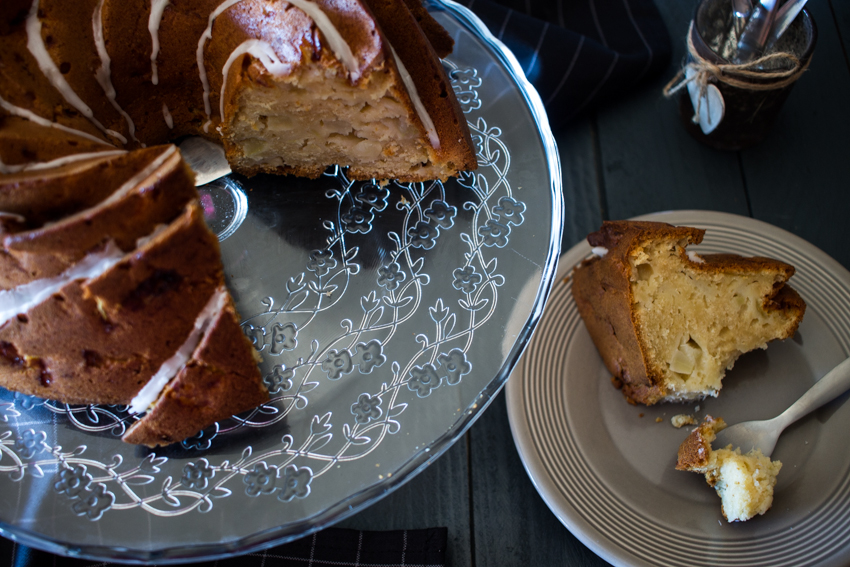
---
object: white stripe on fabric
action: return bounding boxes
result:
[497,10,512,40]
[355,531,363,566]
[545,35,585,106]
[588,0,608,47]
[527,21,549,76]
[401,530,408,566]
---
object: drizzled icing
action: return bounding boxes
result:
[129,286,228,414]
[0,150,127,175]
[148,0,170,85]
[43,146,177,230]
[285,0,359,81]
[162,103,174,129]
[219,40,289,121]
[26,0,127,145]
[92,0,139,144]
[388,45,439,150]
[199,0,360,127]
[0,94,111,146]
[0,241,126,327]
[197,0,246,119]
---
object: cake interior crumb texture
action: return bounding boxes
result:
[630,237,800,401]
[709,446,782,522]
[228,63,443,180]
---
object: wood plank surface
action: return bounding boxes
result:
[596,0,752,222]
[741,0,850,270]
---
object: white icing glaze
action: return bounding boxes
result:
[687,250,705,264]
[26,0,127,145]
[388,45,439,150]
[129,286,228,414]
[0,240,126,327]
[148,0,170,85]
[43,146,177,230]
[0,212,27,223]
[197,0,359,126]
[0,150,127,174]
[197,0,245,118]
[285,0,360,81]
[135,223,169,248]
[591,246,609,257]
[0,95,111,146]
[162,103,174,129]
[93,0,139,143]
[219,40,289,121]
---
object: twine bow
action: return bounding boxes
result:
[663,21,810,115]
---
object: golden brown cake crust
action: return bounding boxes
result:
[0,203,224,405]
[676,414,726,473]
[1,0,476,182]
[572,220,806,405]
[359,0,477,176]
[572,222,704,404]
[122,296,268,447]
[0,146,196,290]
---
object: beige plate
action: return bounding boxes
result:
[507,210,850,567]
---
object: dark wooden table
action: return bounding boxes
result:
[338,0,850,564]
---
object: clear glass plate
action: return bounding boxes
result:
[0,1,562,562]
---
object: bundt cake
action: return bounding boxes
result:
[0,0,480,446]
[677,415,782,522]
[0,0,477,182]
[0,146,267,447]
[572,220,806,405]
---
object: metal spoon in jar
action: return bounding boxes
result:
[713,356,850,457]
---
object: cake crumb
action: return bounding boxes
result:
[671,414,697,428]
[639,413,644,418]
[655,417,663,423]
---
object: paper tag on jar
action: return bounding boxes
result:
[685,67,725,134]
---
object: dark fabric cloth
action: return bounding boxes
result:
[0,528,448,566]
[459,0,672,129]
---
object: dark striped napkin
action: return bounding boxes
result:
[0,528,448,566]
[459,0,672,129]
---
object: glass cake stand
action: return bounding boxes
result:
[0,1,562,562]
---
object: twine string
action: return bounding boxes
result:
[663,21,810,123]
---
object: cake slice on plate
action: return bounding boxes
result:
[571,220,806,405]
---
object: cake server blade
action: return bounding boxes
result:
[713,356,850,457]
[178,136,231,186]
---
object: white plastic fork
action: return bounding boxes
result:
[713,356,850,457]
